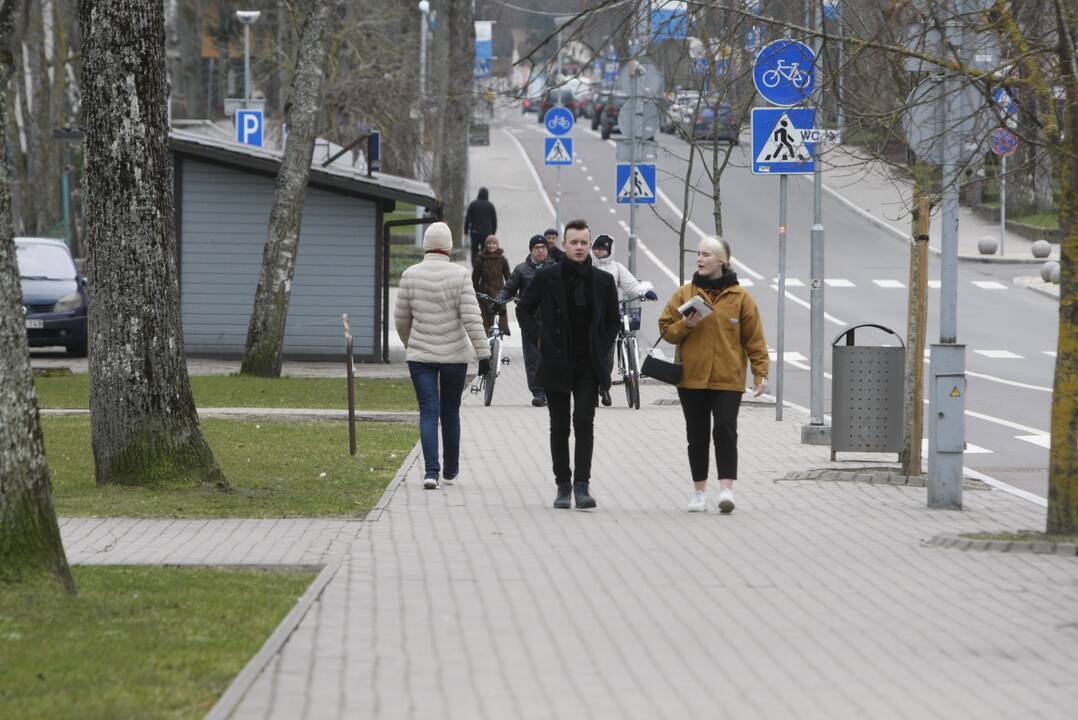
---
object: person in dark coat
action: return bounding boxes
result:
[543,227,565,263]
[464,188,497,263]
[471,235,512,335]
[496,235,556,406]
[517,219,619,510]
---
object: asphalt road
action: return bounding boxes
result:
[508,109,1058,500]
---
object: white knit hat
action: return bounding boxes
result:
[423,222,453,251]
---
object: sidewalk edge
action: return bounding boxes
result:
[203,559,342,720]
[367,440,422,522]
[795,173,918,249]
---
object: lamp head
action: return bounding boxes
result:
[235,10,261,24]
[418,1,430,12]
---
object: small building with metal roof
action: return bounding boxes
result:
[170,129,436,361]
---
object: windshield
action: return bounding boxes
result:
[15,242,77,280]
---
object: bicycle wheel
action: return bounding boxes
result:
[484,337,500,406]
[626,337,641,410]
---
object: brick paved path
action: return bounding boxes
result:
[213,115,1078,720]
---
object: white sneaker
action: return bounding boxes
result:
[717,488,735,514]
[687,492,707,513]
[423,477,440,490]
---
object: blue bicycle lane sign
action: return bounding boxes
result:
[753,39,816,107]
[544,106,574,136]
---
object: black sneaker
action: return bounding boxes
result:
[573,482,596,510]
[600,389,612,406]
[553,483,572,509]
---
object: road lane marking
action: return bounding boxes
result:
[921,357,1051,392]
[921,439,992,454]
[502,128,556,220]
[600,196,608,202]
[1015,434,1050,448]
[1043,351,1056,357]
[825,278,855,287]
[593,185,601,192]
[927,280,941,288]
[873,279,905,288]
[768,285,848,326]
[587,175,593,181]
[774,278,804,287]
[972,280,1007,290]
[975,350,1024,359]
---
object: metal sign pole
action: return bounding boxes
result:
[776,175,788,422]
[628,68,639,275]
[1000,154,1007,257]
[808,4,827,430]
[555,165,561,233]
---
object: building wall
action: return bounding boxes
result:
[178,158,378,357]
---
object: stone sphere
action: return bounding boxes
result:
[1050,264,1061,284]
[977,236,998,255]
[1040,261,1059,282]
[1032,239,1051,258]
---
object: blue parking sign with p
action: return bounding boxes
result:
[236,109,263,147]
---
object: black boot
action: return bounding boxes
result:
[600,388,612,406]
[574,482,597,510]
[553,483,572,509]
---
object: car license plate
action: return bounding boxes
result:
[25,319,43,329]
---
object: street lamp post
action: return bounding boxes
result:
[416,1,431,247]
[235,10,261,107]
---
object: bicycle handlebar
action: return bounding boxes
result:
[619,293,653,308]
[476,292,516,307]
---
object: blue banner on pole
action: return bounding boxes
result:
[651,2,688,41]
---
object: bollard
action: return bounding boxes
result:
[1031,239,1051,259]
[342,314,356,456]
[977,236,997,255]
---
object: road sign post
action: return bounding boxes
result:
[544,106,574,233]
[806,7,827,440]
[990,127,1018,257]
[776,175,787,421]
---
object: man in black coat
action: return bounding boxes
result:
[464,188,497,263]
[518,219,619,510]
[495,235,556,407]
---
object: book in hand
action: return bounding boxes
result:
[677,295,712,320]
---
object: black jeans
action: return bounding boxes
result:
[547,372,598,485]
[677,388,741,481]
[470,232,484,264]
[522,332,542,395]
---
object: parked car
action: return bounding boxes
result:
[521,75,545,114]
[599,93,629,139]
[692,104,740,144]
[16,237,88,356]
[590,91,611,130]
[538,89,577,123]
[662,92,703,133]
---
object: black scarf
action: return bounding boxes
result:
[693,266,739,291]
[561,255,593,307]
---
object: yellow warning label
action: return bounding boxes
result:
[950,386,961,397]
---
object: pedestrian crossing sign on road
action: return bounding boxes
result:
[751,107,815,174]
[544,137,573,166]
[616,163,656,204]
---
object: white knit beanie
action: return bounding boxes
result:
[423,222,453,251]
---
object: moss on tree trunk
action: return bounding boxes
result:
[78,0,225,488]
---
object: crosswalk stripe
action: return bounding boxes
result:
[972,280,1008,290]
[974,350,1024,359]
[1043,351,1057,358]
[927,280,941,289]
[774,278,804,287]
[873,279,905,288]
[1015,434,1050,448]
[825,278,855,287]
[921,439,993,454]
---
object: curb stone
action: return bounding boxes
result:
[926,533,1078,556]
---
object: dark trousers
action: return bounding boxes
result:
[547,372,598,485]
[522,332,542,395]
[408,362,468,480]
[470,232,484,264]
[677,388,741,481]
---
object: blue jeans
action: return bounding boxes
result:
[408,362,468,480]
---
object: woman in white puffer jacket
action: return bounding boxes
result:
[591,233,658,405]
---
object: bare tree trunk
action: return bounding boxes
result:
[1047,1,1078,534]
[430,0,473,244]
[0,0,76,594]
[239,0,336,378]
[78,0,225,487]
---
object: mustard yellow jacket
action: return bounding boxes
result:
[657,281,769,391]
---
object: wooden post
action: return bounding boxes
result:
[902,182,931,477]
[343,314,356,456]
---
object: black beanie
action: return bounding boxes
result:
[529,234,547,250]
[592,234,614,254]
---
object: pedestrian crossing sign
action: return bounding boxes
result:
[616,163,656,204]
[751,107,815,174]
[544,137,573,166]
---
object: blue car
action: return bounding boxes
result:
[16,237,88,357]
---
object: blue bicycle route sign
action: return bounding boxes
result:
[753,39,816,107]
[544,107,574,136]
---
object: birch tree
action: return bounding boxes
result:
[240,0,337,378]
[0,0,75,594]
[78,0,225,487]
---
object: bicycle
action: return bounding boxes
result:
[471,293,513,406]
[615,293,651,410]
[761,60,809,89]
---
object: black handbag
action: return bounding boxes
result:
[640,329,682,385]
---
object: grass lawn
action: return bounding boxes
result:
[45,417,416,518]
[962,530,1078,543]
[34,373,417,411]
[0,566,314,720]
[1012,212,1059,229]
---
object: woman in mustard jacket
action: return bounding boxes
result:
[658,237,769,514]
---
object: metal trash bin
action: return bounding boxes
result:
[830,324,905,460]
